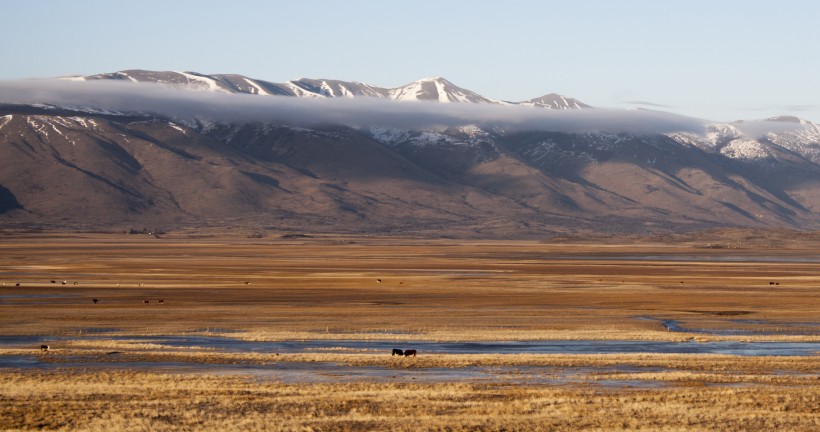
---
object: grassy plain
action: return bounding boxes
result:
[1,230,820,430]
[2,230,820,340]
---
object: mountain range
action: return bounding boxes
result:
[2,70,820,237]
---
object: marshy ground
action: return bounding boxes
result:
[1,230,819,430]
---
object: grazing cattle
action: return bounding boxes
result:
[51,280,56,284]
[143,300,150,304]
[391,348,404,356]
[73,282,78,286]
[377,279,382,283]
[15,283,20,287]
[769,282,775,285]
[244,281,251,285]
[92,298,98,304]
[40,345,49,352]
[403,349,417,357]
[61,280,67,285]
[138,283,144,287]
[158,299,164,304]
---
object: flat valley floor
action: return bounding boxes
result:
[1,231,819,430]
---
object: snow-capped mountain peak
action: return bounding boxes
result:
[63,70,592,110]
[519,93,591,110]
[388,77,499,104]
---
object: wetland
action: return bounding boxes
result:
[1,231,819,430]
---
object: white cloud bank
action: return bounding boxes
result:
[0,79,711,135]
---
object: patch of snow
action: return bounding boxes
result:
[243,78,271,96]
[338,84,355,97]
[119,72,139,83]
[168,122,188,135]
[388,80,424,101]
[720,138,770,159]
[433,80,451,103]
[176,71,230,93]
[320,81,336,97]
[26,117,49,138]
[47,121,64,137]
[0,115,12,130]
[285,81,325,98]
[70,117,88,128]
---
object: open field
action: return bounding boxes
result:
[1,369,819,431]
[2,230,820,340]
[1,230,820,430]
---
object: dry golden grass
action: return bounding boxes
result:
[1,370,819,431]
[2,232,820,342]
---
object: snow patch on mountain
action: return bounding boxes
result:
[370,126,491,148]
[0,114,12,130]
[176,71,229,93]
[284,81,325,98]
[243,78,271,96]
[718,139,770,159]
[519,93,590,110]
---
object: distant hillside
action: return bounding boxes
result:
[2,71,820,236]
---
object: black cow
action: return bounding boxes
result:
[391,348,403,356]
[404,349,417,357]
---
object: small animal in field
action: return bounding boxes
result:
[92,298,98,304]
[15,283,19,287]
[404,349,417,357]
[376,279,382,283]
[391,348,404,356]
[51,280,56,284]
[40,345,49,352]
[244,281,251,285]
[61,280,67,285]
[73,282,78,285]
[143,300,150,304]
[158,299,164,304]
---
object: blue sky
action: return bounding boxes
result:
[3,0,819,122]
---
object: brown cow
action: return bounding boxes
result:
[403,349,417,357]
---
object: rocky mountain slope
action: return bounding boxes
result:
[2,71,820,236]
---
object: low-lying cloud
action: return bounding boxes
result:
[0,79,710,135]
